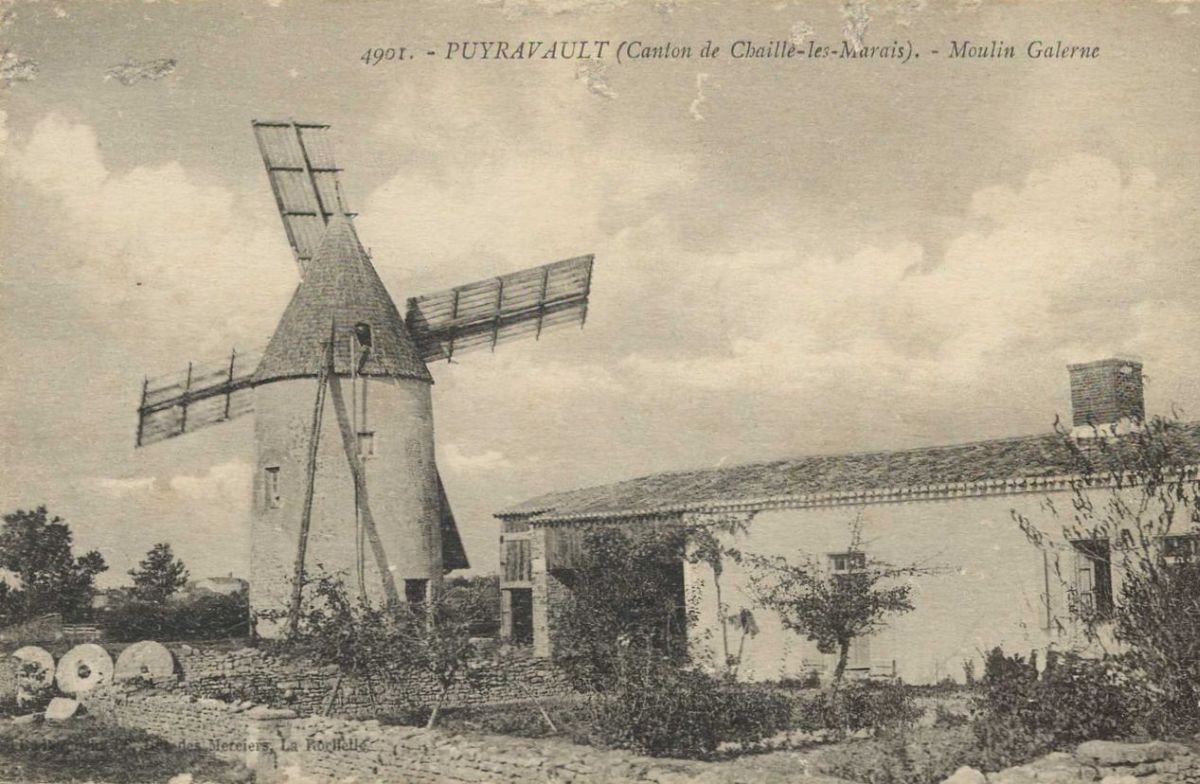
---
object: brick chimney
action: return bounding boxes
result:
[1067,358,1144,432]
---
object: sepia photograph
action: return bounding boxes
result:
[1,0,1199,781]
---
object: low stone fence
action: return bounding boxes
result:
[82,685,710,783]
[945,740,1200,784]
[170,642,571,719]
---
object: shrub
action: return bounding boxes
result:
[788,680,921,738]
[814,725,984,784]
[587,656,791,758]
[973,647,1132,769]
[104,589,249,642]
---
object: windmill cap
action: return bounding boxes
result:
[254,216,432,384]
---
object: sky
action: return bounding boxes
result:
[1,0,1198,586]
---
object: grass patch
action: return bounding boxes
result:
[0,715,252,783]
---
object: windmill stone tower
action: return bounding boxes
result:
[134,121,594,638]
[251,215,463,633]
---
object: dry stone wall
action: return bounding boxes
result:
[169,642,570,719]
[943,740,1200,784]
[82,686,712,784]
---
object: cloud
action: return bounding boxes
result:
[440,444,514,473]
[1,51,38,87]
[93,460,251,503]
[104,58,177,85]
[2,114,293,361]
[94,476,160,497]
[169,460,252,502]
[607,153,1198,441]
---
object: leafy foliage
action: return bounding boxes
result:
[812,725,985,784]
[128,542,189,603]
[972,647,1131,769]
[283,574,491,727]
[104,588,249,642]
[550,524,693,689]
[0,506,107,624]
[586,655,792,759]
[444,573,502,637]
[747,520,930,682]
[788,680,922,737]
[1013,414,1200,733]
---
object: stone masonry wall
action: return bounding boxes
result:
[82,686,711,784]
[169,642,571,719]
[944,740,1200,784]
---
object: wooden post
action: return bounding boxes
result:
[535,265,550,339]
[447,288,461,361]
[491,276,505,351]
[179,362,193,434]
[223,349,237,421]
[135,377,149,447]
[287,334,332,638]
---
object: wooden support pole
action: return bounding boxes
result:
[535,265,550,340]
[135,377,149,447]
[223,349,237,421]
[491,277,505,351]
[328,373,402,609]
[179,362,193,434]
[287,336,332,638]
[447,288,460,362]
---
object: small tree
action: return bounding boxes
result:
[0,506,107,622]
[392,583,492,728]
[285,574,490,726]
[747,520,931,683]
[284,574,396,715]
[129,542,189,602]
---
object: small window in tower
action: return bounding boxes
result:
[358,431,376,459]
[264,466,282,509]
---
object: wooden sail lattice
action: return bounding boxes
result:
[252,120,353,276]
[405,254,594,362]
[136,347,262,447]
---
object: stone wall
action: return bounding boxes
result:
[169,642,571,719]
[944,740,1200,784]
[81,686,710,784]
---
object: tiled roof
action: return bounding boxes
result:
[255,216,432,384]
[498,425,1200,523]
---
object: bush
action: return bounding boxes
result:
[814,725,984,784]
[587,657,791,758]
[788,680,921,737]
[973,647,1132,769]
[104,589,249,642]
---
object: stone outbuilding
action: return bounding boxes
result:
[496,359,1200,683]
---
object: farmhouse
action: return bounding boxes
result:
[496,358,1200,684]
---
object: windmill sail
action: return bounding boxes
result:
[136,347,262,447]
[252,120,352,276]
[405,254,594,362]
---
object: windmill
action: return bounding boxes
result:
[135,121,595,637]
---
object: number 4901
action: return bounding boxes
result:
[361,47,408,66]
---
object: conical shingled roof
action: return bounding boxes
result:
[254,216,432,384]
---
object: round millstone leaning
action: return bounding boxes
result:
[114,640,175,683]
[55,644,114,695]
[12,646,55,688]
